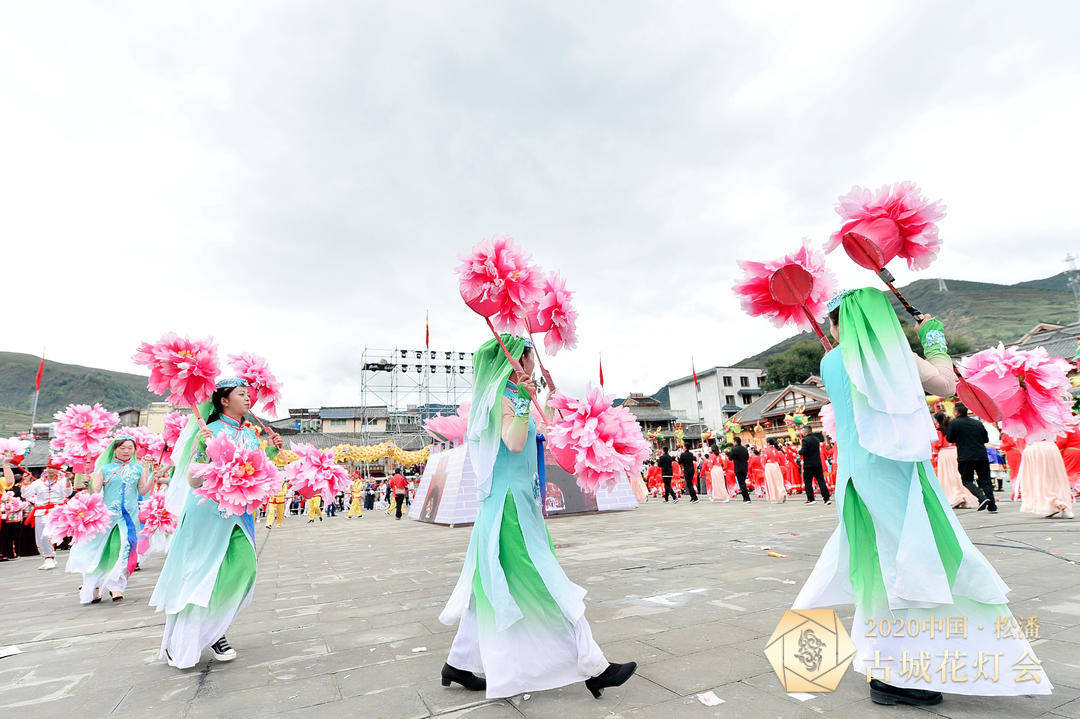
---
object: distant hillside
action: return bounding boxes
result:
[0,351,156,419]
[735,274,1076,367]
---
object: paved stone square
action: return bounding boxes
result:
[3,497,1079,718]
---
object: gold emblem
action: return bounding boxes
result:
[764,609,856,692]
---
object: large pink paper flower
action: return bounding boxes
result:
[547,386,651,494]
[457,236,545,333]
[733,239,837,330]
[283,443,351,500]
[228,352,283,416]
[52,404,118,472]
[0,437,31,458]
[423,402,470,444]
[138,491,178,536]
[528,271,579,355]
[825,182,946,271]
[960,343,1076,442]
[44,492,111,545]
[133,334,220,407]
[190,434,280,516]
[113,426,164,460]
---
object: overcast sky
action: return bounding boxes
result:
[2,1,1078,417]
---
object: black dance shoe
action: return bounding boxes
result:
[441,663,486,691]
[585,661,637,699]
[869,679,943,706]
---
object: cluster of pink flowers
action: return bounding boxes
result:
[44,492,111,545]
[190,434,281,516]
[133,334,220,407]
[283,443,351,500]
[1,491,29,520]
[138,491,178,536]
[114,426,165,460]
[457,236,546,334]
[529,272,578,355]
[51,404,119,473]
[228,352,283,415]
[960,343,1076,442]
[733,239,837,331]
[825,182,946,271]
[546,386,651,494]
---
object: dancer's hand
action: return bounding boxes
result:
[199,427,213,442]
[915,314,934,329]
[269,431,284,449]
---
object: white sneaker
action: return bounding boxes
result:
[39,558,57,570]
[210,636,237,661]
[1064,508,1075,519]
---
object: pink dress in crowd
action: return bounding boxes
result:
[1018,441,1074,517]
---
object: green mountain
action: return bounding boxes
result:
[0,351,156,424]
[736,274,1076,367]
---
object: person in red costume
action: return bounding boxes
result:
[747,449,764,497]
[645,463,662,497]
[1055,425,1080,494]
[820,439,836,495]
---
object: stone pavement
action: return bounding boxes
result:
[2,497,1080,719]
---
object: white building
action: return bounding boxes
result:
[665,366,766,429]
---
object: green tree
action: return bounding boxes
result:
[762,341,826,390]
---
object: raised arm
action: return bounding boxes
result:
[90,470,105,493]
[913,315,956,397]
[1,459,14,491]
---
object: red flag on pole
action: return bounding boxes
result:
[599,355,605,390]
[692,358,699,388]
[425,311,430,350]
[35,352,45,390]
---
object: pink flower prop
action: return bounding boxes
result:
[960,343,1076,442]
[733,239,837,331]
[228,352,283,416]
[52,404,118,472]
[0,437,30,458]
[423,402,471,444]
[820,403,837,441]
[546,386,652,495]
[138,492,178,536]
[283,443,351,500]
[44,492,111,545]
[133,334,220,407]
[190,434,280,516]
[2,491,29,519]
[114,426,164,460]
[528,271,579,355]
[825,182,946,271]
[457,236,545,333]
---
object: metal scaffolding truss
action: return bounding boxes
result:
[359,347,474,431]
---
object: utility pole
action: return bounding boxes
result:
[1067,254,1080,323]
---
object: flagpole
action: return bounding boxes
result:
[29,347,44,433]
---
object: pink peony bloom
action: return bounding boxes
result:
[283,443,351,500]
[44,492,112,545]
[190,434,281,516]
[52,404,118,472]
[733,239,837,331]
[960,343,1076,442]
[133,334,220,407]
[0,437,31,458]
[423,402,470,444]
[113,425,164,460]
[457,236,545,333]
[138,491,178,536]
[546,385,652,495]
[826,182,946,271]
[228,352,283,416]
[528,271,579,355]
